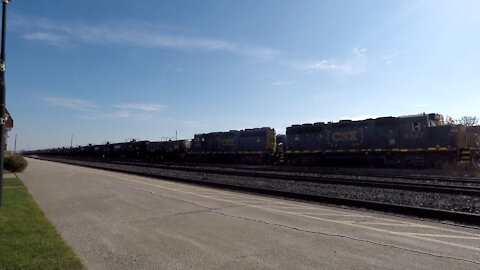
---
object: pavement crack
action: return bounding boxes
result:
[129,185,480,266]
[210,210,480,266]
[124,209,211,224]
[130,186,242,210]
[126,187,241,225]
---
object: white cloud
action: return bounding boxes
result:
[295,48,368,75]
[42,97,166,120]
[114,103,166,112]
[380,52,400,64]
[106,103,166,121]
[42,97,97,111]
[104,110,156,121]
[272,80,292,86]
[13,15,279,60]
[23,32,69,48]
[106,110,132,119]
[241,46,279,61]
[306,60,353,73]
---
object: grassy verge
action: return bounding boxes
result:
[4,177,23,187]
[0,178,84,270]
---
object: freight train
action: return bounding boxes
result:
[24,113,480,169]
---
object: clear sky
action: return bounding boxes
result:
[5,0,480,151]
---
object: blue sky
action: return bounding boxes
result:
[6,0,480,150]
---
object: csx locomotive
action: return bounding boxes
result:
[25,113,480,169]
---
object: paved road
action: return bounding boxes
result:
[19,158,480,270]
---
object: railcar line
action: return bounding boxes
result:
[33,156,480,226]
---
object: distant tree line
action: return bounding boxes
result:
[444,116,479,126]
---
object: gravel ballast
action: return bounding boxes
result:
[39,157,480,215]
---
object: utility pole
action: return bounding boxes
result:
[70,134,73,148]
[0,0,11,208]
[175,130,178,140]
[13,132,16,153]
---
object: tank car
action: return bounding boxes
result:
[110,140,149,159]
[146,139,190,161]
[93,143,111,158]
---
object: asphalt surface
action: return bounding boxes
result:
[19,158,480,270]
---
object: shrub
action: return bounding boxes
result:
[4,154,28,173]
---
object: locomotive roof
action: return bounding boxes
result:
[110,140,149,145]
[287,113,442,130]
[195,127,274,136]
[148,139,189,144]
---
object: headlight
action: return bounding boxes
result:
[476,136,480,147]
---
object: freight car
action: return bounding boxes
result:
[79,144,94,157]
[109,140,149,159]
[93,143,111,158]
[189,127,276,164]
[146,139,190,161]
[285,113,480,169]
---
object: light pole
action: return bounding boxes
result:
[0,0,11,208]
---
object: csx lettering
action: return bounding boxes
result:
[332,131,358,142]
[221,138,235,147]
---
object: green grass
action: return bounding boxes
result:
[0,178,84,270]
[3,177,23,187]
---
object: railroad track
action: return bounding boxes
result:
[188,164,480,185]
[106,159,480,182]
[43,156,480,196]
[33,155,480,179]
[77,157,480,184]
[32,156,480,225]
